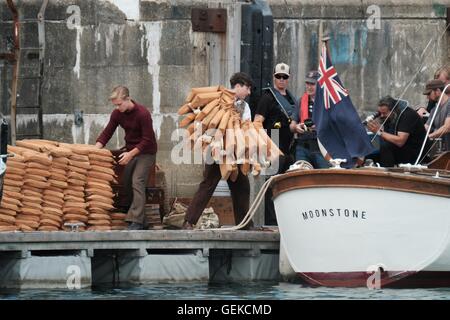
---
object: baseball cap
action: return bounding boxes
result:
[273,63,290,76]
[423,79,445,95]
[305,70,320,84]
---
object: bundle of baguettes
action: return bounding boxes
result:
[0,140,118,232]
[178,86,283,180]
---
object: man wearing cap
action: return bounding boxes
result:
[254,63,298,159]
[289,70,329,168]
[367,95,429,167]
[254,63,298,225]
[417,66,450,122]
[423,79,450,152]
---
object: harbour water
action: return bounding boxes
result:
[1,281,450,300]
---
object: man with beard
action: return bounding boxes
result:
[423,79,450,152]
[416,66,450,122]
[367,96,430,167]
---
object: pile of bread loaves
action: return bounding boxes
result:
[178,86,283,180]
[0,140,126,232]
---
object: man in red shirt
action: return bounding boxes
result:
[95,86,157,230]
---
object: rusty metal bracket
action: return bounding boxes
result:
[191,8,227,33]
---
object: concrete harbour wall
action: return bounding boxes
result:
[0,0,449,198]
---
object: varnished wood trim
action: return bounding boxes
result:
[271,169,450,199]
[428,151,450,170]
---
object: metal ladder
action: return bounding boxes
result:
[2,0,49,144]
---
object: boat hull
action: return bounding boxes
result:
[272,169,450,288]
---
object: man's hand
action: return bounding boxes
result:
[366,120,381,134]
[294,123,306,134]
[253,120,263,130]
[118,151,133,165]
[416,107,429,118]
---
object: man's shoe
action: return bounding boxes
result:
[182,221,194,230]
[128,222,144,230]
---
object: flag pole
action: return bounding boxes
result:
[317,21,333,163]
[318,21,323,63]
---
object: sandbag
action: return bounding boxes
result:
[0,208,18,216]
[38,226,59,232]
[63,214,88,223]
[68,165,88,175]
[26,168,51,177]
[64,189,85,198]
[87,225,111,231]
[15,219,39,229]
[87,219,111,226]
[0,214,15,224]
[43,207,63,216]
[0,225,18,232]
[88,213,111,221]
[40,219,61,228]
[16,214,40,223]
[62,207,88,215]
[21,207,42,216]
[3,185,21,193]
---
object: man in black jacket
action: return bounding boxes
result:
[254,63,298,225]
[367,96,429,167]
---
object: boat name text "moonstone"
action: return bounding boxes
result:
[301,209,367,220]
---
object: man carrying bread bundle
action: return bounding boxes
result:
[95,86,157,230]
[182,72,254,230]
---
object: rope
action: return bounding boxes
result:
[415,83,450,165]
[212,175,276,231]
[209,161,313,231]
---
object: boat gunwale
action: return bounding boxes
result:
[271,168,450,199]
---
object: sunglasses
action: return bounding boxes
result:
[274,74,289,80]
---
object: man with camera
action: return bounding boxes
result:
[416,66,450,123]
[423,79,450,153]
[289,70,330,168]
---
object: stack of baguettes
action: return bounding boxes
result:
[178,86,283,181]
[0,140,118,232]
[0,151,24,231]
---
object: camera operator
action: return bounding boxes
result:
[366,96,430,167]
[423,79,450,153]
[416,66,450,123]
[289,71,330,168]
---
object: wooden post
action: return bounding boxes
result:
[7,0,20,145]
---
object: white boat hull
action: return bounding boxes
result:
[274,186,450,287]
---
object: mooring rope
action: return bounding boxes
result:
[210,160,314,231]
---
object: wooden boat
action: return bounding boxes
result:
[272,152,450,288]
